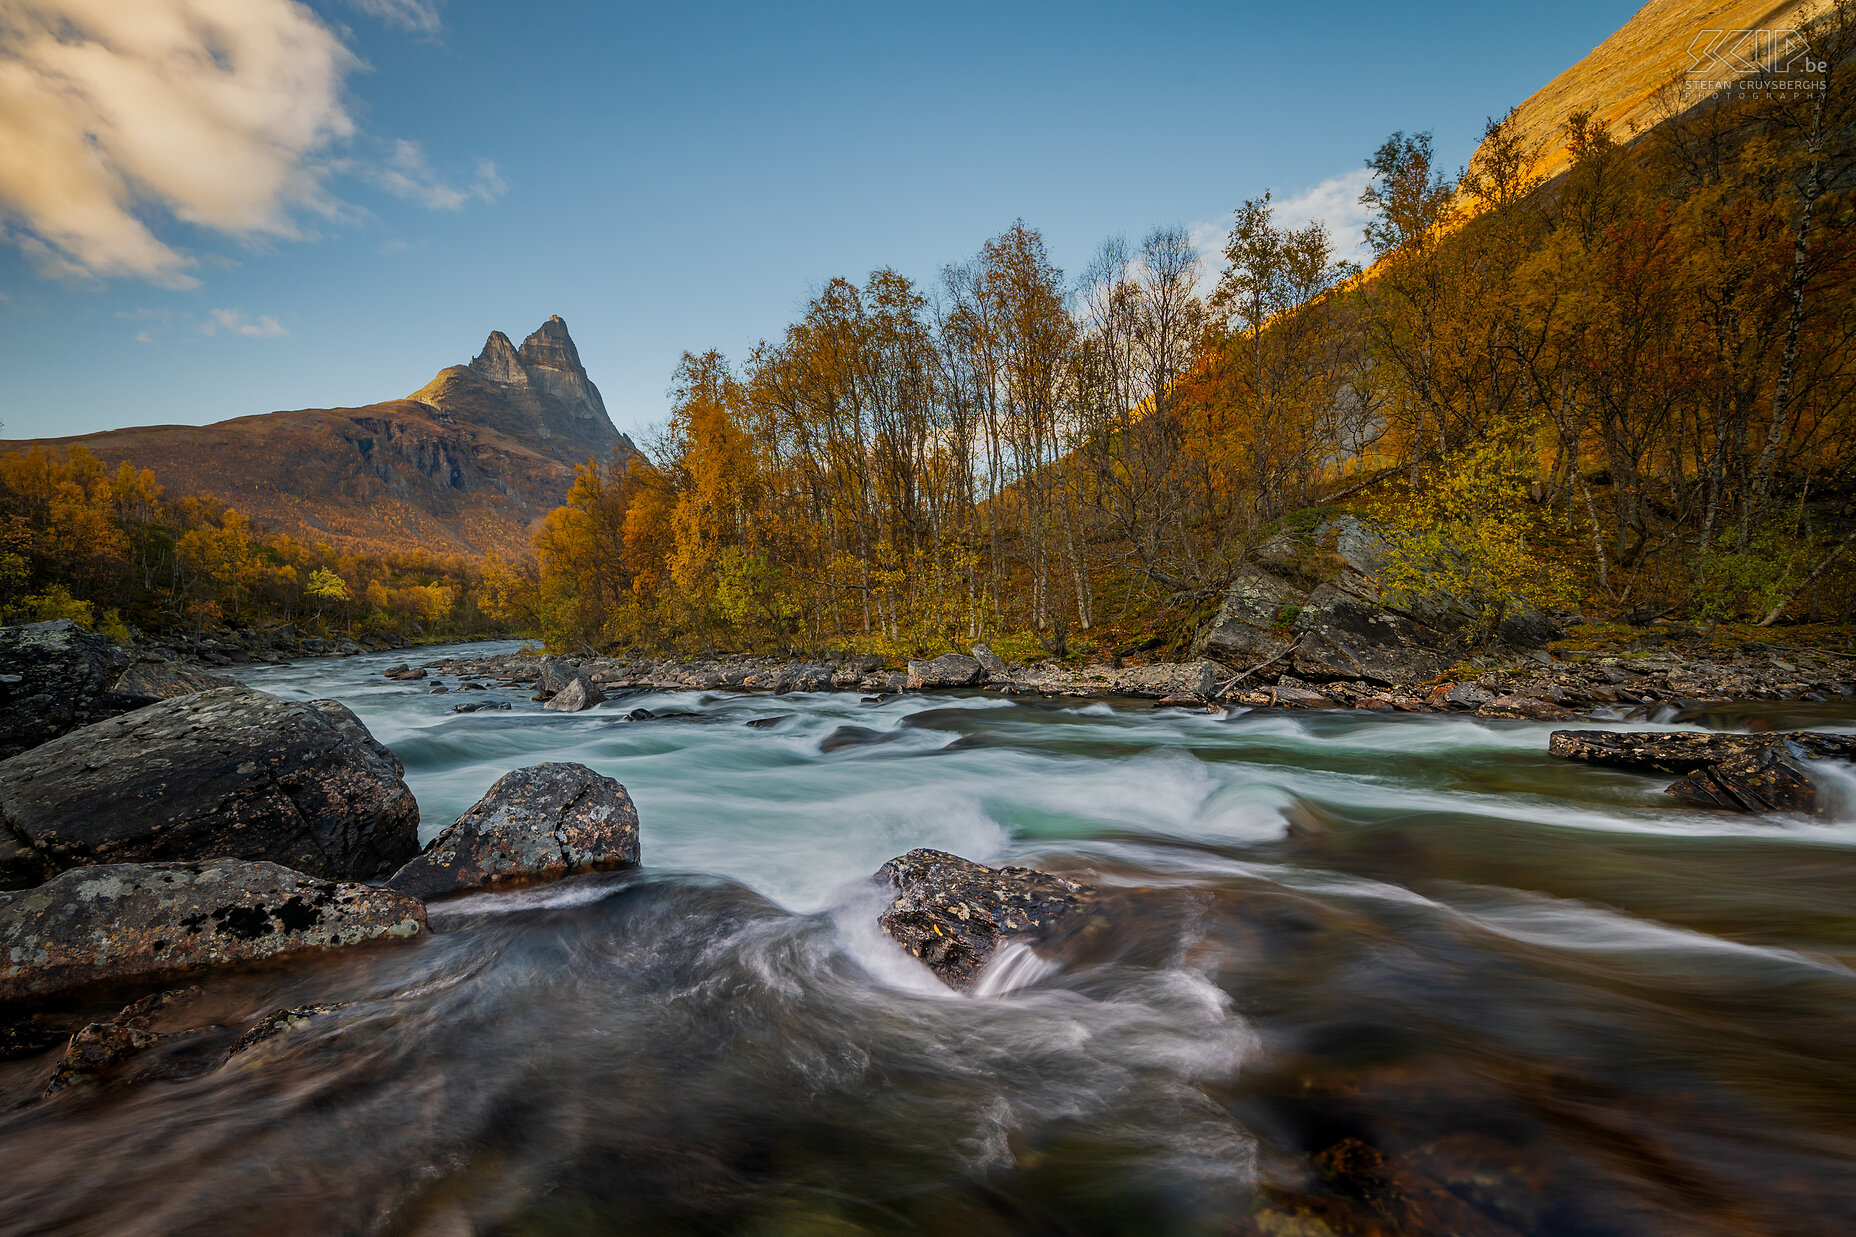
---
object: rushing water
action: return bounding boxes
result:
[3,642,1856,1236]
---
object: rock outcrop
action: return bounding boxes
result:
[0,860,426,1002]
[1111,660,1224,700]
[387,763,639,900]
[1548,729,1856,815]
[0,686,419,888]
[0,619,153,760]
[1200,565,1302,665]
[874,848,1095,991]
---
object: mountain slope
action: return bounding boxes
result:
[1491,0,1831,180]
[4,316,634,561]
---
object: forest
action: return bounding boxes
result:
[5,4,1853,661]
[515,4,1856,659]
[0,443,508,643]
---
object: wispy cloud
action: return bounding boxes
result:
[353,141,506,211]
[0,0,356,288]
[204,308,289,338]
[347,0,444,36]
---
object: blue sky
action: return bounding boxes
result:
[0,0,1641,444]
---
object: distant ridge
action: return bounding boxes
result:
[3,316,636,561]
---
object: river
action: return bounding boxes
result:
[2,641,1854,1235]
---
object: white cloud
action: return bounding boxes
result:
[0,0,357,287]
[1192,167,1379,276]
[352,140,506,211]
[203,307,288,338]
[347,0,443,36]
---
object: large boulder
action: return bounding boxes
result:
[1548,729,1856,816]
[874,848,1094,991]
[906,653,986,691]
[1291,585,1454,685]
[387,762,639,900]
[542,676,605,713]
[0,619,154,760]
[0,859,426,1003]
[112,662,240,700]
[0,686,420,889]
[1113,660,1224,700]
[1198,565,1302,664]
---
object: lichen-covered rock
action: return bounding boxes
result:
[1666,746,1819,814]
[111,662,241,699]
[1477,693,1575,720]
[1549,729,1856,815]
[906,654,986,691]
[1546,729,1856,773]
[542,676,605,712]
[1113,660,1223,700]
[0,619,154,760]
[1199,565,1303,664]
[0,686,419,889]
[387,762,639,900]
[874,848,1093,991]
[0,860,426,1003]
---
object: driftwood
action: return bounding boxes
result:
[1215,639,1301,699]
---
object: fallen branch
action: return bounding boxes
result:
[1215,639,1301,698]
[1759,525,1856,626]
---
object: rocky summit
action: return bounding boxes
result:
[0,316,636,560]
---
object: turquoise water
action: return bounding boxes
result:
[2,642,1853,1235]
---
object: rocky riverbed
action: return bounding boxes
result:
[2,626,1855,1234]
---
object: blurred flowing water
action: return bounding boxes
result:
[3,642,1854,1236]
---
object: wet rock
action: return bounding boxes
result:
[0,686,419,888]
[1113,660,1222,699]
[1666,746,1819,814]
[1199,565,1302,664]
[224,1002,350,1060]
[0,860,426,1003]
[906,654,986,691]
[111,662,240,700]
[543,676,605,713]
[45,987,204,1095]
[0,619,153,760]
[1548,729,1856,815]
[1545,729,1856,774]
[818,724,900,754]
[1292,585,1454,685]
[624,707,655,721]
[873,848,1093,991]
[744,714,790,729]
[383,664,426,681]
[387,763,639,900]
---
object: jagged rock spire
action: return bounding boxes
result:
[467,316,608,422]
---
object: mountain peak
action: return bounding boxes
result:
[470,330,528,387]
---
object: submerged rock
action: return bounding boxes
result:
[44,987,204,1095]
[906,654,986,690]
[0,860,426,1003]
[0,619,153,760]
[387,762,639,900]
[0,686,420,888]
[224,1002,350,1060]
[873,848,1094,991]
